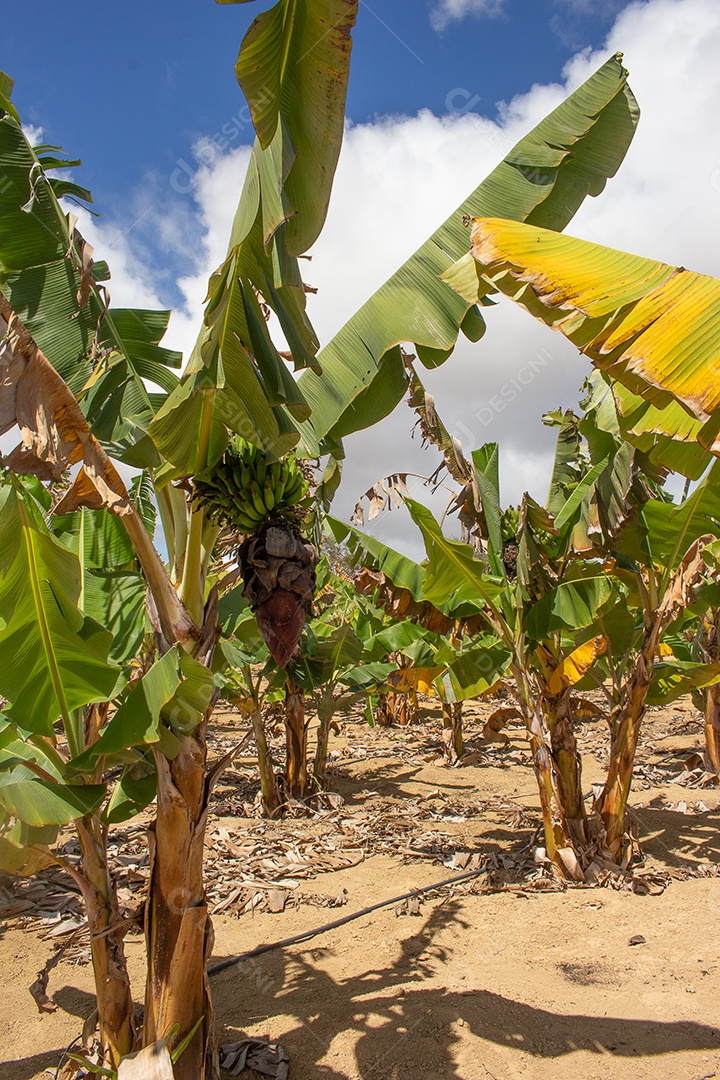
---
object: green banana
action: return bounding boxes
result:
[274,466,287,505]
[249,484,267,517]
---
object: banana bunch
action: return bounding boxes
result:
[500,505,520,545]
[193,440,308,535]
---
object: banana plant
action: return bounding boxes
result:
[646,587,720,781]
[214,592,287,814]
[403,401,720,874]
[0,1,357,1068]
[0,477,212,1064]
[328,515,510,760]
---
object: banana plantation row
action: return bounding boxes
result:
[0,3,719,1077]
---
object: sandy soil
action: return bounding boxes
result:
[2,697,720,1080]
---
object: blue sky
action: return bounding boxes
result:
[4,0,626,256]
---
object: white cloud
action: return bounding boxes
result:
[21,123,43,147]
[79,0,720,556]
[430,0,507,33]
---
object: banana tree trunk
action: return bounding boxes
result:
[252,705,282,815]
[144,721,212,1080]
[313,698,334,790]
[512,666,584,882]
[441,702,463,763]
[285,677,308,799]
[527,726,583,880]
[376,688,418,727]
[375,689,398,727]
[595,649,653,859]
[701,610,720,778]
[704,681,720,777]
[545,690,588,850]
[75,815,133,1067]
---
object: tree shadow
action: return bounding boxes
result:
[332,760,485,806]
[1,1048,69,1080]
[212,895,720,1079]
[636,805,720,866]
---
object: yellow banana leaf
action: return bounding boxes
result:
[545,635,606,696]
[468,219,720,453]
[387,666,444,696]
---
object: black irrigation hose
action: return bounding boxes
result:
[208,865,488,977]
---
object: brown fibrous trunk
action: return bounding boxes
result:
[144,723,213,1080]
[518,687,585,882]
[284,677,308,799]
[545,690,588,852]
[375,688,418,727]
[75,816,134,1068]
[252,706,282,815]
[313,704,333,790]
[595,652,653,859]
[441,702,464,764]
[705,682,720,778]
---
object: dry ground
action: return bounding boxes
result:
[2,696,720,1080]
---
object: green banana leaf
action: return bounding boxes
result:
[0,484,119,736]
[616,461,720,571]
[296,53,638,449]
[524,572,614,641]
[82,570,148,666]
[0,764,105,827]
[647,660,720,707]
[0,814,57,875]
[404,497,503,615]
[54,506,136,569]
[77,646,213,762]
[472,444,504,578]
[149,0,358,466]
[326,514,426,602]
[290,623,365,691]
[229,0,357,254]
[437,639,512,704]
[365,620,429,659]
[545,410,585,517]
[104,765,158,826]
[0,100,181,464]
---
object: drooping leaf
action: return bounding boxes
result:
[437,639,511,703]
[232,0,358,253]
[104,765,158,825]
[524,572,613,640]
[296,53,638,448]
[545,635,607,696]
[0,111,181,460]
[0,764,105,826]
[0,485,119,736]
[647,660,720,706]
[389,665,445,696]
[326,515,426,601]
[162,651,214,735]
[626,462,720,570]
[469,217,720,457]
[0,812,57,875]
[404,497,502,616]
[81,646,192,758]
